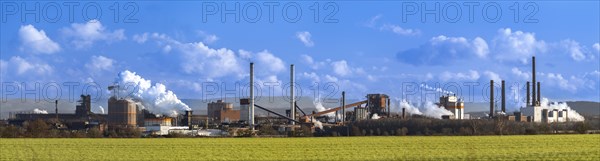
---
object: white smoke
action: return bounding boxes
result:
[310,118,323,129]
[540,98,585,121]
[398,100,453,119]
[111,70,191,117]
[420,83,454,95]
[33,108,48,114]
[399,99,422,115]
[371,113,380,119]
[313,98,334,117]
[94,106,105,114]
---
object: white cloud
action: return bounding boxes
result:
[439,70,480,81]
[397,35,489,65]
[492,28,546,63]
[301,72,320,83]
[196,30,219,44]
[559,39,589,61]
[380,24,421,36]
[300,54,325,70]
[545,73,583,92]
[593,43,600,52]
[85,55,114,72]
[366,14,382,28]
[483,71,502,82]
[331,60,352,76]
[62,20,126,49]
[133,33,148,44]
[511,67,529,80]
[3,56,53,75]
[175,42,243,78]
[255,50,285,73]
[296,31,314,47]
[18,25,61,54]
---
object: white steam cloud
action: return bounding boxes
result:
[371,113,381,119]
[33,108,48,114]
[540,98,585,122]
[111,70,191,116]
[396,99,453,119]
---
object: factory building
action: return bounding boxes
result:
[438,95,465,119]
[9,95,107,130]
[239,98,250,122]
[108,97,137,127]
[207,100,240,123]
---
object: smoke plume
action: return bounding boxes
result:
[397,99,453,119]
[111,70,191,116]
[95,106,105,114]
[33,108,48,114]
[540,98,585,121]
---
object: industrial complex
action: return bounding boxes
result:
[4,56,584,137]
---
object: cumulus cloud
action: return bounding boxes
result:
[85,55,115,72]
[62,20,125,49]
[2,56,53,75]
[544,73,584,93]
[558,39,596,61]
[296,31,314,47]
[511,67,529,80]
[331,60,352,76]
[439,70,480,81]
[483,71,502,82]
[492,28,546,63]
[255,51,285,73]
[18,25,61,54]
[300,54,326,70]
[132,33,148,44]
[380,24,421,36]
[593,43,600,52]
[396,35,489,65]
[196,30,219,44]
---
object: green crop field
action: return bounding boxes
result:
[1,135,599,160]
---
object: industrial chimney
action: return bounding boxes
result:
[532,56,536,106]
[290,64,295,125]
[501,80,506,113]
[250,62,255,131]
[490,80,494,118]
[186,110,193,130]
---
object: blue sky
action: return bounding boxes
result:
[1,1,599,109]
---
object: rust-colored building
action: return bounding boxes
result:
[108,97,137,127]
[207,100,240,123]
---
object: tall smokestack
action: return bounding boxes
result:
[250,62,255,131]
[532,56,536,106]
[290,64,295,125]
[526,81,530,106]
[490,80,494,118]
[501,80,506,113]
[537,82,541,106]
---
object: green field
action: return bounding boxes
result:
[1,135,599,160]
